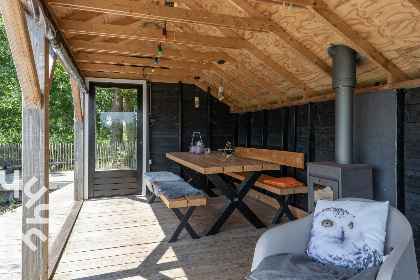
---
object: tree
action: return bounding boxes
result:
[0,13,75,144]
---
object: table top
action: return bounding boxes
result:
[166,152,280,174]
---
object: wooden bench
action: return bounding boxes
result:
[227,147,307,224]
[152,182,206,243]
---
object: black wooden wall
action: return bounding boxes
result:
[404,87,420,263]
[149,82,233,177]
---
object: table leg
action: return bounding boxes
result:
[181,166,218,197]
[203,172,266,236]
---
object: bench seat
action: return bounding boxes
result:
[160,193,206,208]
[227,172,307,195]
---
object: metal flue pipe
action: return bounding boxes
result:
[328,44,359,164]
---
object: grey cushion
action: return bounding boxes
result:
[144,171,183,191]
[154,181,204,200]
[246,253,380,280]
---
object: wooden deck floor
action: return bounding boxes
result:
[53,192,284,280]
[0,182,75,280]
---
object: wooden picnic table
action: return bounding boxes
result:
[166,152,280,235]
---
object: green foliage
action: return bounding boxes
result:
[0,13,75,144]
[0,15,22,144]
[0,195,7,207]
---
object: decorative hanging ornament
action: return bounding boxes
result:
[288,3,292,14]
[194,76,200,108]
[217,60,225,101]
[158,42,163,54]
[162,21,167,40]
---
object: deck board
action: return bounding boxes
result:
[53,191,287,280]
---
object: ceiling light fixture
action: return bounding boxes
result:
[217,60,225,101]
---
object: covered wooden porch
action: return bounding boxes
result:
[0,0,420,279]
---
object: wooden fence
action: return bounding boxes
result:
[0,142,137,171]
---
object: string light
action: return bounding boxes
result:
[151,67,155,73]
[154,57,158,65]
[158,42,163,54]
[164,1,178,7]
[217,60,225,101]
[162,21,167,40]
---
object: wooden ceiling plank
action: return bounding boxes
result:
[59,19,248,49]
[79,63,200,77]
[68,39,230,61]
[1,0,42,110]
[74,53,212,70]
[312,6,409,82]
[228,0,333,78]
[47,0,285,32]
[200,72,256,109]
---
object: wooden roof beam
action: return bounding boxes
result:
[408,0,420,12]
[248,0,327,8]
[83,70,192,84]
[59,19,247,49]
[68,39,230,61]
[71,77,83,123]
[0,0,42,110]
[74,53,212,70]
[312,5,409,82]
[47,0,286,32]
[228,0,333,79]
[79,63,200,77]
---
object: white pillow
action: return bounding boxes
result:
[306,199,389,270]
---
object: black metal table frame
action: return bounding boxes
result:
[203,171,266,236]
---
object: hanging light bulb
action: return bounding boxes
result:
[162,21,167,40]
[154,57,158,65]
[164,1,178,7]
[217,60,225,101]
[194,76,200,108]
[158,42,162,55]
[151,67,155,73]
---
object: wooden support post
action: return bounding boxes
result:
[72,79,84,201]
[20,12,50,280]
[281,108,289,177]
[246,112,252,148]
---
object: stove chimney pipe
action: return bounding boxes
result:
[328,44,359,164]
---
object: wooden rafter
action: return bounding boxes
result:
[176,2,299,102]
[0,0,42,110]
[408,0,420,12]
[47,0,286,32]
[228,0,333,78]
[75,53,212,70]
[83,70,191,84]
[68,39,230,61]
[312,5,409,82]
[248,0,327,8]
[79,63,200,77]
[59,19,247,49]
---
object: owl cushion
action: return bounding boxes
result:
[306,199,389,271]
